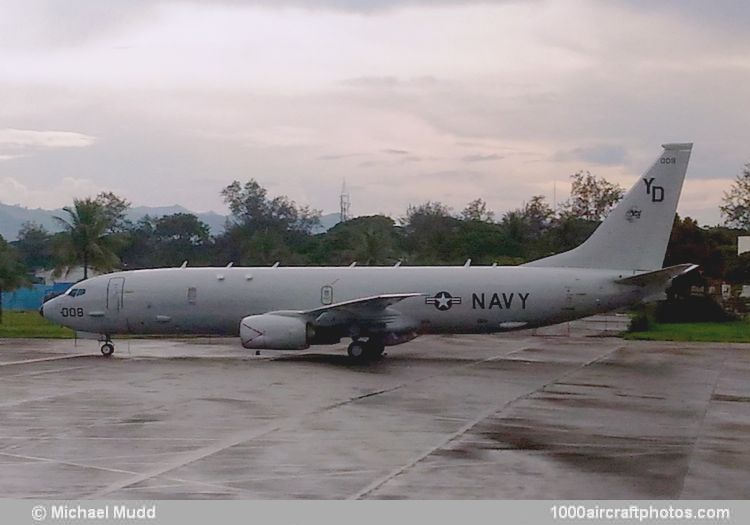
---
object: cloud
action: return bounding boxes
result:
[0,1,532,54]
[0,128,96,149]
[461,153,503,162]
[0,0,747,227]
[383,148,409,155]
[552,144,629,166]
[242,126,318,148]
[0,176,103,208]
[0,0,159,49]
[678,177,738,226]
[419,169,485,182]
[203,1,529,14]
[0,154,24,161]
[317,153,364,160]
[341,75,439,88]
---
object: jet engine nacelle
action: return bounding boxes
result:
[240,314,311,350]
[383,331,418,346]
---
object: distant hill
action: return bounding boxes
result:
[0,202,341,240]
[0,202,228,240]
[316,212,341,234]
[0,203,62,239]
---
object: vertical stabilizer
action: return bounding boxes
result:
[525,143,692,271]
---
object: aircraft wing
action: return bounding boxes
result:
[266,293,424,330]
[302,293,424,317]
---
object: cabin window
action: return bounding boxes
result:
[68,288,86,297]
[187,287,197,305]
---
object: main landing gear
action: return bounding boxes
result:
[100,337,115,357]
[347,338,385,362]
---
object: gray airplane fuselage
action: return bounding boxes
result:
[41,143,695,356]
[43,265,642,337]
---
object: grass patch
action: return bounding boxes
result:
[625,320,750,343]
[0,310,75,339]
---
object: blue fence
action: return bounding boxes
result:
[1,283,72,311]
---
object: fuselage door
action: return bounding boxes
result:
[564,279,587,314]
[321,284,334,305]
[107,277,125,311]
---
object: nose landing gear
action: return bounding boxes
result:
[100,336,115,357]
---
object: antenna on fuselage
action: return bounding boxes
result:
[272,261,280,268]
[349,261,357,268]
[464,259,471,267]
[226,262,234,268]
[180,261,188,269]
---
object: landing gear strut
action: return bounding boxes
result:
[365,338,385,359]
[100,337,115,357]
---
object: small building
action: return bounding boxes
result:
[1,266,102,312]
[1,283,71,311]
[35,267,102,286]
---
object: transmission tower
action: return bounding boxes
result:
[340,180,351,223]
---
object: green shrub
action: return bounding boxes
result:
[629,305,651,332]
[654,296,736,323]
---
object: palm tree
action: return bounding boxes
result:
[54,198,120,280]
[0,237,28,324]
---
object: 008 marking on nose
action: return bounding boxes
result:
[60,307,85,318]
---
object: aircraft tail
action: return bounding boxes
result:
[525,143,692,271]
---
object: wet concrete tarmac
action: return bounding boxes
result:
[1,334,749,499]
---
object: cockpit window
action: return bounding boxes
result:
[68,288,87,297]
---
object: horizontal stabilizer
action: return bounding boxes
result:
[615,264,698,287]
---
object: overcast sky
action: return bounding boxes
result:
[1,0,748,224]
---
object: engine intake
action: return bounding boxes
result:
[240,314,310,350]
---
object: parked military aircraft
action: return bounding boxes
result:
[42,143,695,360]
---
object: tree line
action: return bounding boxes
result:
[2,164,750,304]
